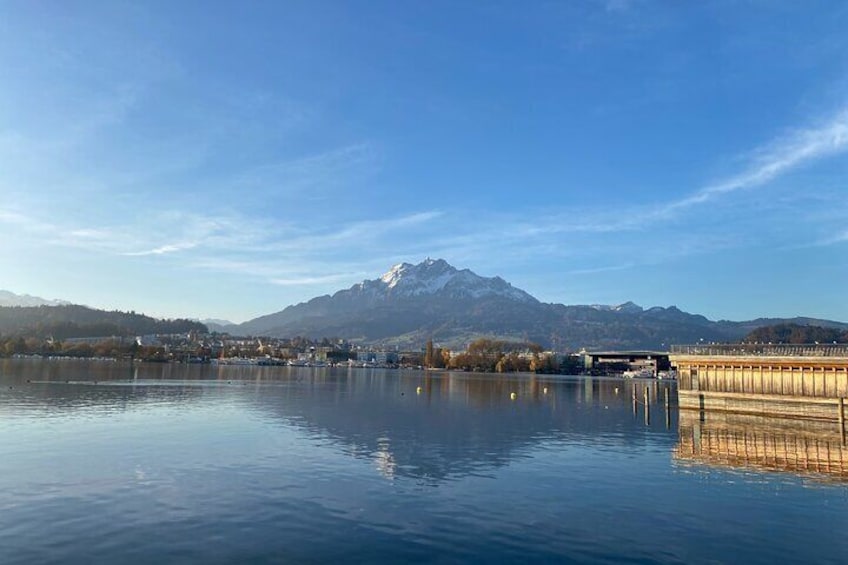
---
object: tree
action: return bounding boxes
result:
[440,349,451,368]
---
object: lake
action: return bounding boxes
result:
[1,359,846,564]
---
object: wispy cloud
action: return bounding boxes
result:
[270,273,367,286]
[484,106,848,244]
[808,229,848,247]
[232,142,379,194]
[661,107,848,215]
[257,210,444,253]
[566,263,636,276]
[122,242,199,256]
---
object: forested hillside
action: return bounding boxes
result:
[0,305,207,338]
[744,323,848,344]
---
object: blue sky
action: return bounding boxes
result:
[1,1,847,323]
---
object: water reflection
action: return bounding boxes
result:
[3,360,848,564]
[244,371,676,483]
[0,359,677,484]
[675,410,848,482]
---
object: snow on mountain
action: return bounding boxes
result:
[362,258,537,302]
[234,259,848,349]
[590,301,644,314]
[199,318,236,327]
[0,290,69,307]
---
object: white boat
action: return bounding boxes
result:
[622,368,655,378]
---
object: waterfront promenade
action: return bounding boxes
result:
[670,344,848,421]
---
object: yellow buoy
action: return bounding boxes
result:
[543,387,548,394]
[416,386,422,394]
[510,392,517,400]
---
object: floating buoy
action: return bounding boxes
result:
[543,387,548,394]
[416,386,422,395]
[510,392,517,400]
[615,387,619,394]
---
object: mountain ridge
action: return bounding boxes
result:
[0,304,207,338]
[0,290,70,308]
[5,261,845,350]
[234,259,848,349]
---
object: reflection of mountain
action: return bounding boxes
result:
[674,411,848,482]
[246,370,677,483]
[1,361,679,484]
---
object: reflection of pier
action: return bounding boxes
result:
[670,344,848,421]
[675,411,848,481]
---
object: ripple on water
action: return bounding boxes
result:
[2,364,848,564]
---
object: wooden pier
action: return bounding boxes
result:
[670,344,848,421]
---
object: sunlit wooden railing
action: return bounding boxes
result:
[671,344,848,357]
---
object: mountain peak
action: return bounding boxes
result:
[363,259,535,302]
[588,301,644,314]
[0,290,69,308]
[615,301,643,313]
[379,258,452,285]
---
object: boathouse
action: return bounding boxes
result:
[670,344,848,421]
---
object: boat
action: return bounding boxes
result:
[622,368,655,378]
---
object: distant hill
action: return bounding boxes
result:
[744,323,848,344]
[233,259,848,350]
[198,318,238,333]
[0,290,69,307]
[0,304,207,339]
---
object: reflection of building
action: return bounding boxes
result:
[675,410,848,481]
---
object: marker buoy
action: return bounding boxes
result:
[510,392,517,400]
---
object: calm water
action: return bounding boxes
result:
[1,360,846,564]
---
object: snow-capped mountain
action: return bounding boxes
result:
[590,301,644,314]
[238,258,542,339]
[234,259,848,349]
[0,290,69,307]
[354,258,536,303]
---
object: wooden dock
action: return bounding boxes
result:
[670,344,848,421]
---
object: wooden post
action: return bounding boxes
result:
[665,387,671,429]
[632,386,638,415]
[839,397,845,429]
